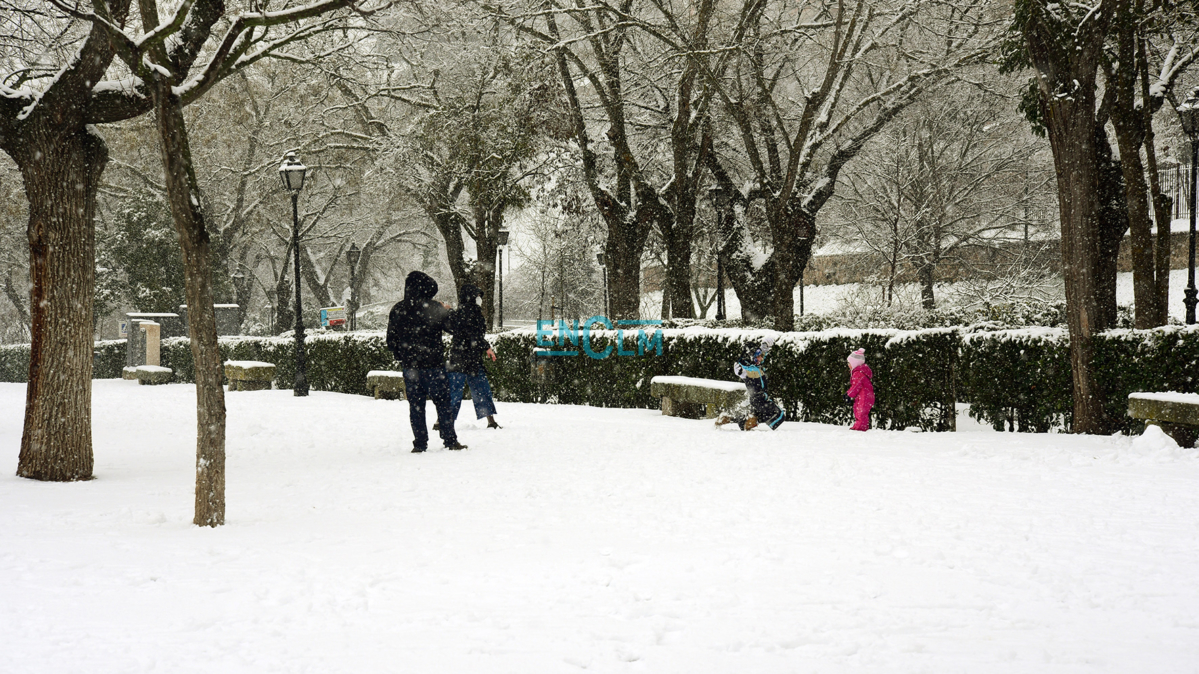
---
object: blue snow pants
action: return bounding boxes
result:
[448,369,498,421]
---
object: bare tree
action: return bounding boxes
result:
[485,0,722,319]
[1105,0,1199,327]
[834,89,1050,309]
[700,0,999,329]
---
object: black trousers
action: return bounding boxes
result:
[403,368,457,449]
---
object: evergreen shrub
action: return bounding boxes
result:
[959,328,1072,432]
[4,324,1196,436]
[0,339,128,382]
[487,327,959,431]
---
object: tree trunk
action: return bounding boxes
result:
[918,263,936,310]
[153,85,226,527]
[3,271,31,339]
[663,226,694,319]
[429,207,471,300]
[1109,21,1161,328]
[604,227,645,319]
[14,126,106,481]
[1045,104,1108,434]
[470,200,502,326]
[1095,131,1128,331]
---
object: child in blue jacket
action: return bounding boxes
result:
[716,336,785,431]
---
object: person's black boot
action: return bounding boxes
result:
[487,415,501,429]
[445,442,468,450]
[411,447,426,453]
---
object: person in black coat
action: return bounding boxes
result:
[445,283,500,429]
[386,271,466,452]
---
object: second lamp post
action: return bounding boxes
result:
[1178,89,1199,325]
[279,151,310,396]
[347,242,361,331]
[496,229,509,328]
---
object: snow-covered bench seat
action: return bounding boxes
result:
[224,361,275,391]
[367,370,406,400]
[127,365,173,386]
[650,375,746,420]
[1128,392,1199,445]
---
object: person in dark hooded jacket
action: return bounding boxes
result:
[716,336,785,431]
[444,283,500,429]
[386,271,466,452]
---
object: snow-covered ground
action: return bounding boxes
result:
[4,381,1199,672]
[1116,268,1195,322]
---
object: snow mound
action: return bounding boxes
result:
[1130,423,1197,460]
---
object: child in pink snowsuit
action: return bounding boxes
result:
[846,348,874,431]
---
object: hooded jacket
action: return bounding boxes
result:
[386,271,450,369]
[446,283,492,373]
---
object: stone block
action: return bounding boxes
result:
[134,365,173,385]
[225,360,276,391]
[367,370,406,400]
[650,375,747,419]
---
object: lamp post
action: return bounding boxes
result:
[709,185,729,321]
[497,229,509,328]
[346,242,361,331]
[1178,90,1199,325]
[279,151,309,396]
[596,251,609,317]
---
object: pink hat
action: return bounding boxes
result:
[847,348,865,367]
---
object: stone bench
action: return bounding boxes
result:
[225,360,276,391]
[1128,391,1199,446]
[650,375,746,419]
[125,365,173,385]
[367,370,406,400]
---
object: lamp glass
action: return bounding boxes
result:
[597,252,605,266]
[278,152,307,192]
[497,229,510,246]
[347,242,361,267]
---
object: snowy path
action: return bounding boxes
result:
[2,380,1199,673]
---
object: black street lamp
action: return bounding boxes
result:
[1178,89,1199,325]
[279,151,310,396]
[496,229,509,328]
[596,251,609,316]
[709,185,730,321]
[346,242,361,331]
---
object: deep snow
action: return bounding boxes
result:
[3,380,1199,673]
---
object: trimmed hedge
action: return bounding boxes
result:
[1,339,128,382]
[160,332,400,395]
[485,326,959,431]
[3,324,1197,435]
[960,329,1073,432]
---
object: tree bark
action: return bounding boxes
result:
[1095,129,1128,331]
[470,198,503,326]
[152,84,226,526]
[13,126,106,481]
[918,263,936,310]
[1109,5,1161,328]
[1022,0,1115,433]
[1052,117,1107,433]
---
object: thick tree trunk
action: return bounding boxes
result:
[918,263,936,310]
[430,208,470,300]
[605,228,645,320]
[1111,63,1161,327]
[1046,107,1108,434]
[663,226,694,319]
[153,85,226,527]
[1096,133,1128,331]
[470,201,502,326]
[14,126,105,481]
